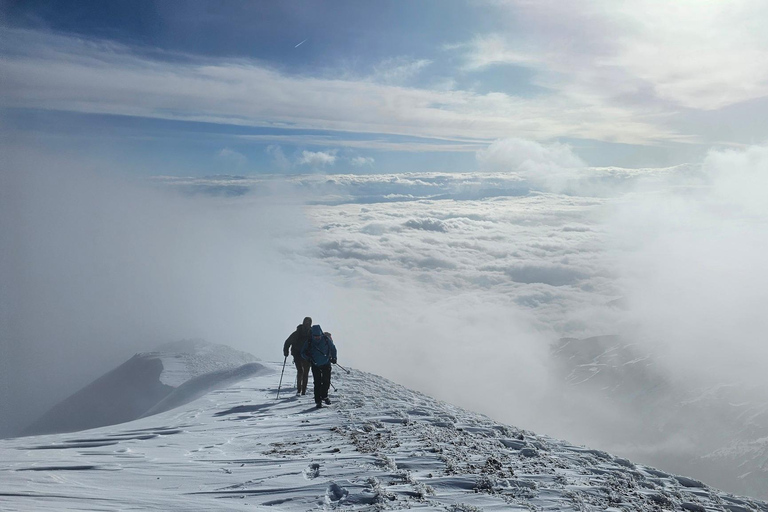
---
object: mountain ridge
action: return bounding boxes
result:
[3,359,767,511]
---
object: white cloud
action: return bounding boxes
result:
[473,0,768,111]
[266,144,291,171]
[350,156,375,167]
[239,134,484,153]
[476,138,585,192]
[11,159,768,492]
[705,144,768,216]
[0,27,688,147]
[369,56,432,85]
[297,150,336,167]
[217,147,247,166]
[605,144,768,387]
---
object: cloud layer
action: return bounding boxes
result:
[0,27,689,149]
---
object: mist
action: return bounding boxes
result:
[3,141,768,497]
[615,145,768,386]
[0,151,331,437]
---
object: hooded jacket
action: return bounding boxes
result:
[283,323,311,358]
[301,325,337,366]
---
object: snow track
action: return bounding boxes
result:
[2,361,767,511]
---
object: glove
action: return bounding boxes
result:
[331,357,337,364]
[283,350,289,357]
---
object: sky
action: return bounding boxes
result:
[3,0,768,174]
[2,0,768,493]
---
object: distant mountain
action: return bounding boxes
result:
[2,360,766,511]
[22,340,259,436]
[552,335,768,500]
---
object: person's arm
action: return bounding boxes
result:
[330,339,337,363]
[283,332,295,357]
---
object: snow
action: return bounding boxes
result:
[21,340,258,437]
[147,339,259,388]
[2,360,767,511]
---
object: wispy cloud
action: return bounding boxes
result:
[0,28,689,147]
[470,0,768,111]
[350,156,375,167]
[368,56,432,86]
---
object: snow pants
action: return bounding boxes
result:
[294,357,311,394]
[310,363,332,404]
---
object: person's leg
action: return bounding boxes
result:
[294,358,302,393]
[321,364,332,402]
[300,360,310,394]
[311,364,322,405]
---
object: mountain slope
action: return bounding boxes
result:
[22,340,257,436]
[2,361,767,511]
[22,354,173,436]
[552,335,768,500]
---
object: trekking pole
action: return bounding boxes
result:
[333,362,351,374]
[276,356,287,399]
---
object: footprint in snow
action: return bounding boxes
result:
[303,462,320,479]
[326,482,348,502]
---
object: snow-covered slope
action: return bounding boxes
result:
[552,335,768,500]
[22,340,257,436]
[2,361,767,511]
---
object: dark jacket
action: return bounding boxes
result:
[283,324,310,358]
[302,325,337,366]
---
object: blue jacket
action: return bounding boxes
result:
[302,325,337,366]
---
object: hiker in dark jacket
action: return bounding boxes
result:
[283,317,312,395]
[301,325,337,408]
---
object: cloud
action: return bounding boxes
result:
[7,153,768,494]
[476,138,585,192]
[350,156,375,167]
[0,152,329,437]
[608,145,768,387]
[297,150,336,167]
[705,144,768,216]
[368,56,432,86]
[217,147,247,166]
[239,134,484,153]
[0,27,689,147]
[266,144,291,171]
[473,1,768,111]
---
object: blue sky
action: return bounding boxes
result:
[3,0,768,175]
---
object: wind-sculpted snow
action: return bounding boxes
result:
[2,361,766,511]
[142,362,271,417]
[150,339,259,387]
[21,341,260,436]
[22,355,173,437]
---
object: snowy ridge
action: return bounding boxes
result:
[20,340,257,437]
[2,361,767,511]
[142,362,270,417]
[145,338,259,388]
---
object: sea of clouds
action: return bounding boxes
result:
[3,139,768,495]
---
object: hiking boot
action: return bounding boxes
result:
[296,390,301,396]
[315,402,323,409]
[301,390,306,395]
[323,397,331,405]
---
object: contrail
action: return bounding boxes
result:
[295,39,308,48]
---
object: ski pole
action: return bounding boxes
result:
[276,356,287,399]
[333,362,351,374]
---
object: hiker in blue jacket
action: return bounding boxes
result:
[301,325,337,408]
